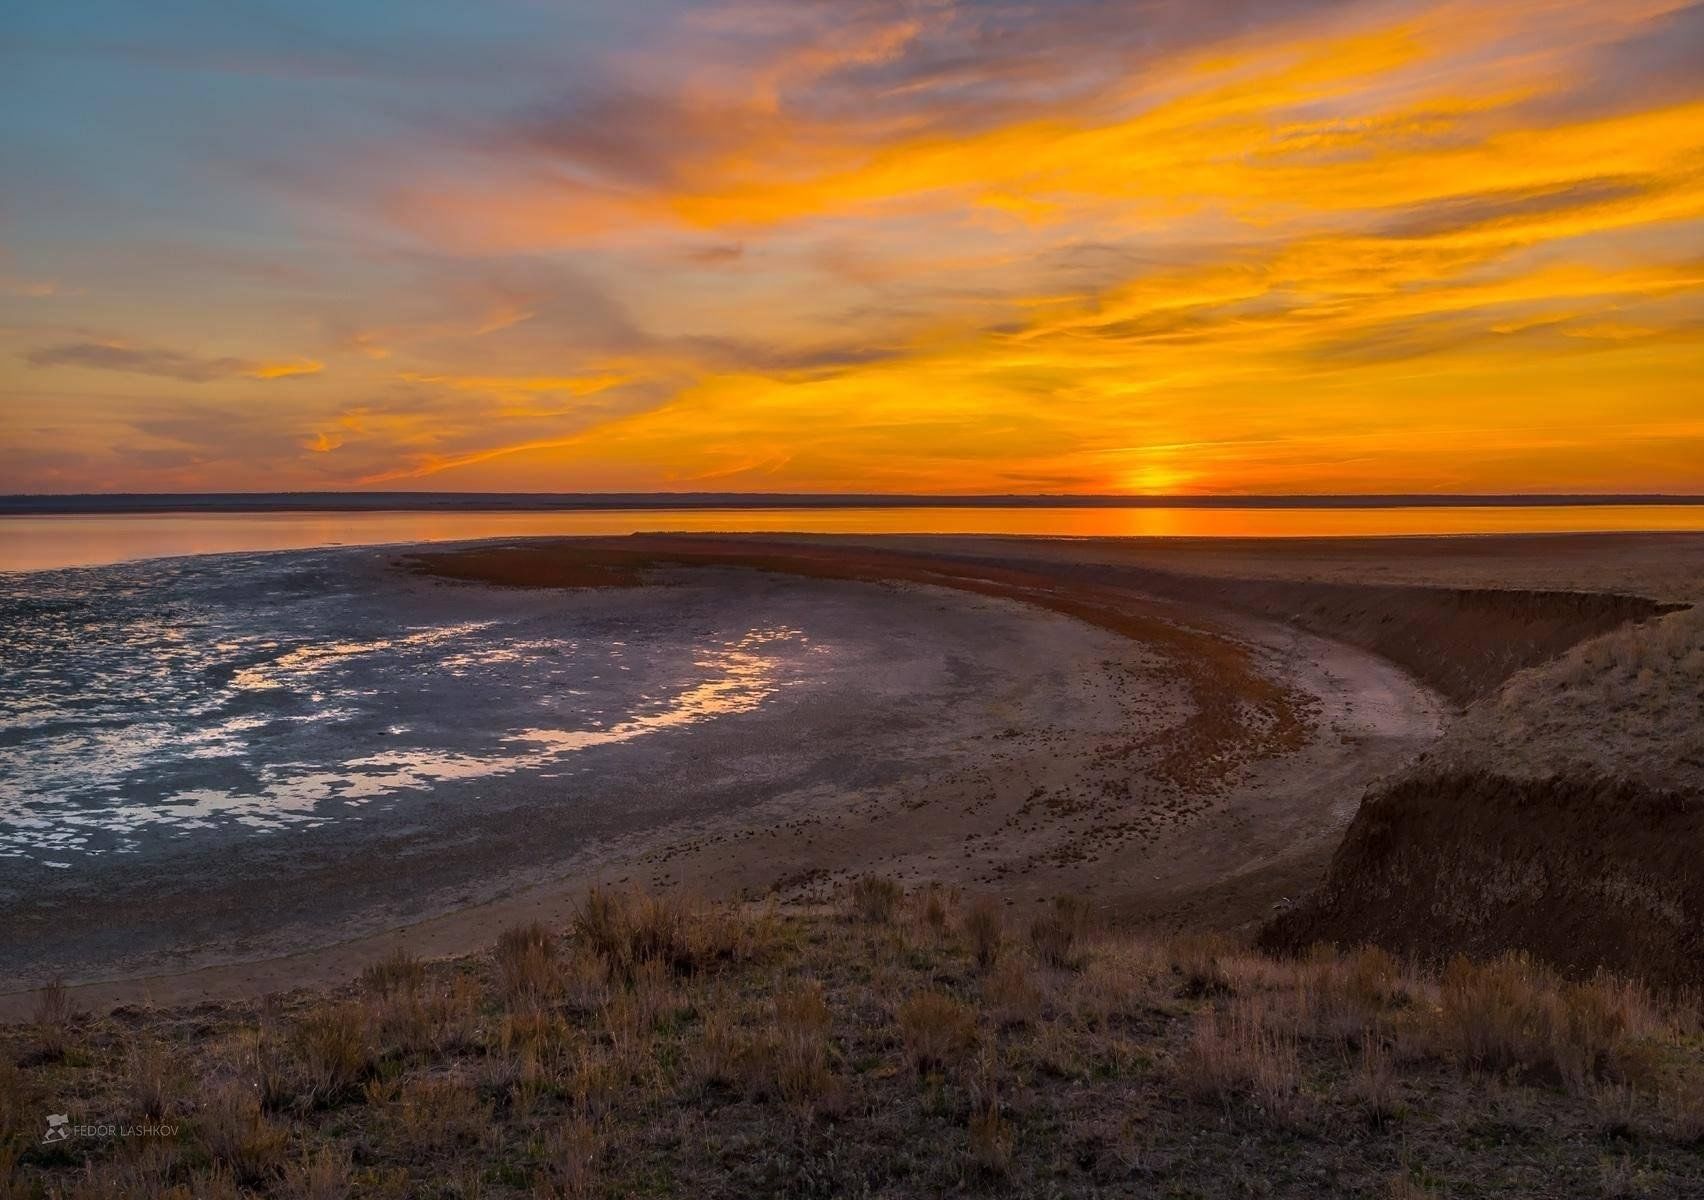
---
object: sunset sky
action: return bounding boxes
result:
[2,0,1701,495]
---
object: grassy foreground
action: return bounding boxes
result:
[4,884,1704,1199]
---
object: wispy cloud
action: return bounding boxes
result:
[3,0,1701,493]
[24,341,323,383]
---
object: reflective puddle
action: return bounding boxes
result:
[0,550,814,862]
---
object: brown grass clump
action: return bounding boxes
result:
[983,956,1044,1028]
[898,990,978,1075]
[289,1004,374,1108]
[1432,952,1552,1075]
[572,887,628,964]
[1029,895,1091,970]
[1427,953,1655,1089]
[360,946,425,998]
[966,1080,1014,1179]
[496,922,559,1005]
[691,1005,748,1092]
[625,893,689,968]
[1551,977,1637,1093]
[773,979,835,1116]
[1598,1154,1649,1198]
[124,1035,181,1121]
[1182,995,1303,1122]
[1659,1072,1704,1142]
[911,882,950,937]
[0,1056,34,1148]
[1169,932,1235,997]
[849,875,902,924]
[382,1073,491,1152]
[1354,1036,1401,1126]
[30,977,71,1062]
[197,1078,287,1182]
[962,896,1003,969]
[369,972,483,1058]
[1387,1174,1439,1200]
[48,1144,186,1200]
[572,887,762,983]
[559,950,612,1015]
[536,1116,601,1199]
[497,1004,572,1064]
[278,1144,351,1200]
[1253,943,1414,1045]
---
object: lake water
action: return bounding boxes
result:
[3,505,1702,572]
[0,548,823,867]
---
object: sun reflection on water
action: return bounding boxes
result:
[0,552,811,862]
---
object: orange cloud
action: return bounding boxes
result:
[247,359,324,380]
[7,0,1701,494]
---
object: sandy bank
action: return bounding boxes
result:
[1,534,1458,1017]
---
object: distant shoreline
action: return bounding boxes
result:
[4,491,1703,515]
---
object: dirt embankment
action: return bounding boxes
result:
[1261,771,1704,990]
[897,544,1682,706]
[1263,597,1704,990]
[1134,576,1680,705]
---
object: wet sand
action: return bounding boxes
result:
[0,533,1474,1017]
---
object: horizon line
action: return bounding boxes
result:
[5,490,1704,515]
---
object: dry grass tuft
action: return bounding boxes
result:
[773,979,835,1116]
[572,887,763,984]
[691,1004,747,1091]
[625,893,689,969]
[1597,1153,1649,1198]
[124,1035,181,1121]
[572,888,628,964]
[383,1072,491,1152]
[0,1056,34,1147]
[289,1004,374,1108]
[1432,952,1552,1075]
[898,990,978,1075]
[982,955,1043,1028]
[911,882,950,937]
[1354,1035,1401,1126]
[536,1116,601,1199]
[197,1078,287,1182]
[30,978,71,1062]
[496,922,559,1005]
[1427,953,1655,1090]
[1028,895,1090,971]
[966,1081,1014,1179]
[962,896,1003,970]
[849,875,902,924]
[279,1144,352,1200]
[1182,995,1303,1122]
[1658,1072,1704,1142]
[370,972,483,1058]
[360,946,425,998]
[1169,933,1236,997]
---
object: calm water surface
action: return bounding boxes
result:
[4,505,1703,572]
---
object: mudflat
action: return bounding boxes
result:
[8,530,1697,1017]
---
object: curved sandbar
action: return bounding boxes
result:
[0,534,1447,1014]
